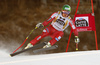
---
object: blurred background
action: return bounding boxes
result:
[0,0,100,54]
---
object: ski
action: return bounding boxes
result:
[10,42,46,57]
[33,45,58,53]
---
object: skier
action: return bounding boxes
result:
[25,5,80,49]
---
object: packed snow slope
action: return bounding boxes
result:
[0,50,100,65]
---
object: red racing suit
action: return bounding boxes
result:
[30,11,78,45]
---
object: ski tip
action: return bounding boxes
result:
[9,54,13,57]
[9,54,11,57]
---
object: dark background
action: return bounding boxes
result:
[0,0,100,54]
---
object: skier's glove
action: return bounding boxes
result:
[36,23,44,28]
[75,36,80,44]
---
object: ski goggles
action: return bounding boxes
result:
[62,10,70,14]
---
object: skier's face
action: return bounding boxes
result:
[62,10,70,17]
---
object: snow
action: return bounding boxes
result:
[0,50,100,65]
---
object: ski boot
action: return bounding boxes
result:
[43,42,51,48]
[24,43,33,49]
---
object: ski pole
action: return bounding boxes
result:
[76,43,78,51]
[13,27,38,53]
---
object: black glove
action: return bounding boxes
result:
[36,23,44,28]
[75,36,80,43]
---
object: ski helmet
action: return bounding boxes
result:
[62,5,71,14]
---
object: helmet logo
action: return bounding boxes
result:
[65,7,70,10]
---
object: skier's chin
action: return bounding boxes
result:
[62,14,68,17]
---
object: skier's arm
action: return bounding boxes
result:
[42,17,55,26]
[69,19,80,43]
[36,16,55,28]
[42,12,58,26]
[36,12,57,28]
[69,19,78,36]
